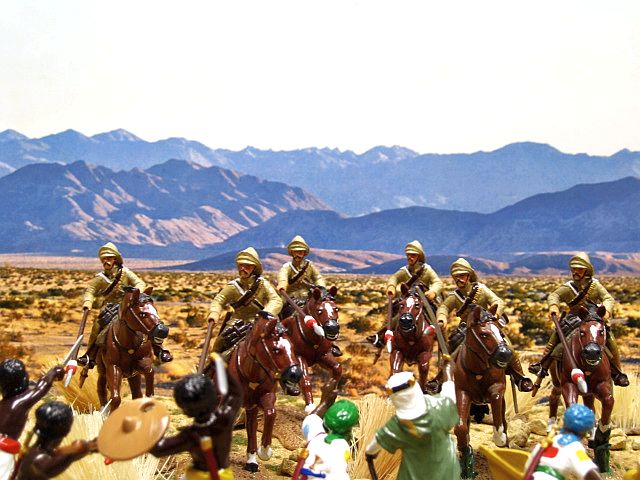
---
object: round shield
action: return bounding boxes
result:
[98,398,169,460]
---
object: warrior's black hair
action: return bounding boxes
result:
[0,358,29,399]
[35,401,73,440]
[174,374,217,418]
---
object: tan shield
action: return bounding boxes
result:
[98,398,169,460]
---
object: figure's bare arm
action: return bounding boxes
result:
[150,430,193,457]
[16,366,64,410]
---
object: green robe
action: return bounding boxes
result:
[376,395,460,480]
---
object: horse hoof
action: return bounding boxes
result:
[243,462,259,473]
[304,403,317,414]
[493,429,507,447]
[258,446,273,461]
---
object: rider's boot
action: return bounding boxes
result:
[507,353,534,392]
[528,331,558,375]
[366,328,386,349]
[77,321,101,368]
[331,343,343,357]
[152,343,173,363]
[607,334,629,387]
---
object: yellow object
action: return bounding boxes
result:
[235,247,263,275]
[623,463,640,480]
[219,467,234,480]
[478,446,528,480]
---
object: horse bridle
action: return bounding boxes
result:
[240,326,292,385]
[112,300,155,352]
[398,294,424,335]
[464,319,505,371]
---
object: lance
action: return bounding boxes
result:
[551,312,587,394]
[384,297,394,353]
[280,289,325,337]
[415,287,449,357]
[62,335,85,387]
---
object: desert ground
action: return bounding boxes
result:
[0,264,638,479]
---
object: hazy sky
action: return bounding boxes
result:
[1,1,639,155]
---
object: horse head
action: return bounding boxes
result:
[576,305,607,367]
[305,286,340,341]
[467,305,512,369]
[120,286,167,340]
[398,284,423,334]
[250,312,303,395]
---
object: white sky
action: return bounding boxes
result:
[1,0,639,155]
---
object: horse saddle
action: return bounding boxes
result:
[96,303,120,346]
[220,320,252,352]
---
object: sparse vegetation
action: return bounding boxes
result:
[1,266,638,479]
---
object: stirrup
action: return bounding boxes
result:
[515,376,534,392]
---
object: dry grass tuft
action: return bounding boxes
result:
[598,372,640,432]
[46,358,103,413]
[350,393,400,480]
[59,410,174,480]
[505,360,551,419]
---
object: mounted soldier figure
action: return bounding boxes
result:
[529,252,628,387]
[208,247,283,354]
[277,235,326,318]
[437,258,533,392]
[368,241,442,349]
[78,242,172,368]
[277,235,342,357]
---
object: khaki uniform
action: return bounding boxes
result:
[386,241,443,298]
[208,247,282,352]
[535,253,626,384]
[439,258,532,391]
[83,242,146,345]
[277,236,326,300]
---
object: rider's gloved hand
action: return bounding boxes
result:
[386,286,395,297]
[548,304,560,320]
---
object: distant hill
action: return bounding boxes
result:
[197,177,640,256]
[167,250,640,276]
[0,159,328,257]
[2,129,639,214]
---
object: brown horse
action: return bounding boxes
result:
[453,304,512,479]
[96,287,166,412]
[222,312,302,472]
[549,305,614,472]
[388,284,436,392]
[281,286,342,412]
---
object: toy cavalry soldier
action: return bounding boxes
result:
[208,247,283,353]
[277,235,326,319]
[436,258,533,392]
[78,242,172,367]
[529,253,628,386]
[15,401,97,480]
[0,359,64,480]
[386,240,443,304]
[368,241,442,348]
[365,363,460,480]
[524,403,603,480]
[151,371,242,480]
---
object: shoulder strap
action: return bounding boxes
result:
[568,278,593,307]
[98,266,124,297]
[406,264,425,288]
[230,277,264,310]
[288,260,310,286]
[455,283,480,317]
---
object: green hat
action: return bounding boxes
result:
[323,399,359,443]
[404,240,426,263]
[287,235,310,255]
[450,258,478,283]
